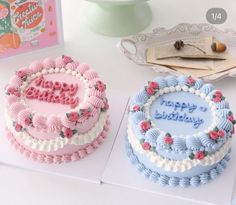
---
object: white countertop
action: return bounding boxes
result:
[0,0,236,205]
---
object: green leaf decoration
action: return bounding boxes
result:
[213,127,219,131]
[72,129,78,135]
[66,113,70,118]
[229,111,233,115]
[150,146,156,152]
[204,151,208,156]
[222,96,225,100]
[166,132,171,137]
[189,153,194,160]
[139,138,145,144]
[59,131,64,138]
[232,120,236,125]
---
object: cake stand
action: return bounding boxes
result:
[83,0,152,36]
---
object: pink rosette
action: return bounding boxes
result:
[43,58,55,69]
[17,109,31,127]
[18,67,31,75]
[47,116,63,132]
[9,75,23,87]
[9,102,26,118]
[29,61,43,73]
[89,88,106,99]
[32,114,48,129]
[83,69,98,80]
[88,96,105,108]
[61,115,76,129]
[6,95,19,106]
[55,56,66,68]
[76,63,90,74]
[65,60,80,70]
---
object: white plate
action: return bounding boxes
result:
[102,103,236,205]
[0,90,129,184]
[118,23,236,82]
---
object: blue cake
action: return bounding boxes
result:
[126,75,235,187]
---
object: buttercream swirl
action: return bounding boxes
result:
[131,111,146,124]
[172,137,186,151]
[43,58,55,69]
[166,76,178,87]
[193,79,203,89]
[216,118,233,132]
[177,75,188,86]
[133,88,149,104]
[83,69,98,80]
[153,77,167,89]
[215,100,229,109]
[76,63,90,74]
[145,128,160,144]
[9,75,23,87]
[9,102,25,118]
[186,136,202,151]
[200,84,215,95]
[169,177,179,187]
[29,61,43,73]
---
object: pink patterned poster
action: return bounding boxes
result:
[0,0,62,58]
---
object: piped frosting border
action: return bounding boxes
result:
[129,76,235,161]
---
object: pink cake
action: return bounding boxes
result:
[4,55,110,163]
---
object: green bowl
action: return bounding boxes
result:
[83,0,152,37]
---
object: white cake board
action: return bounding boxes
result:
[102,104,236,205]
[0,90,129,184]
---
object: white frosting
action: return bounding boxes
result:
[6,111,108,152]
[144,86,217,138]
[127,123,231,172]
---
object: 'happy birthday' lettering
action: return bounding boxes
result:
[25,76,79,109]
[154,110,204,129]
[153,97,207,129]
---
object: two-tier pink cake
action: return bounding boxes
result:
[5,55,110,163]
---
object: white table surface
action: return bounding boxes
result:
[0,0,236,205]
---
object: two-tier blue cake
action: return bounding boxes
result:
[126,75,235,187]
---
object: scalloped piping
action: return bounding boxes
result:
[127,123,231,172]
[6,119,110,164]
[126,139,231,187]
[6,111,108,152]
[5,58,107,133]
[129,76,234,156]
[144,85,217,138]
